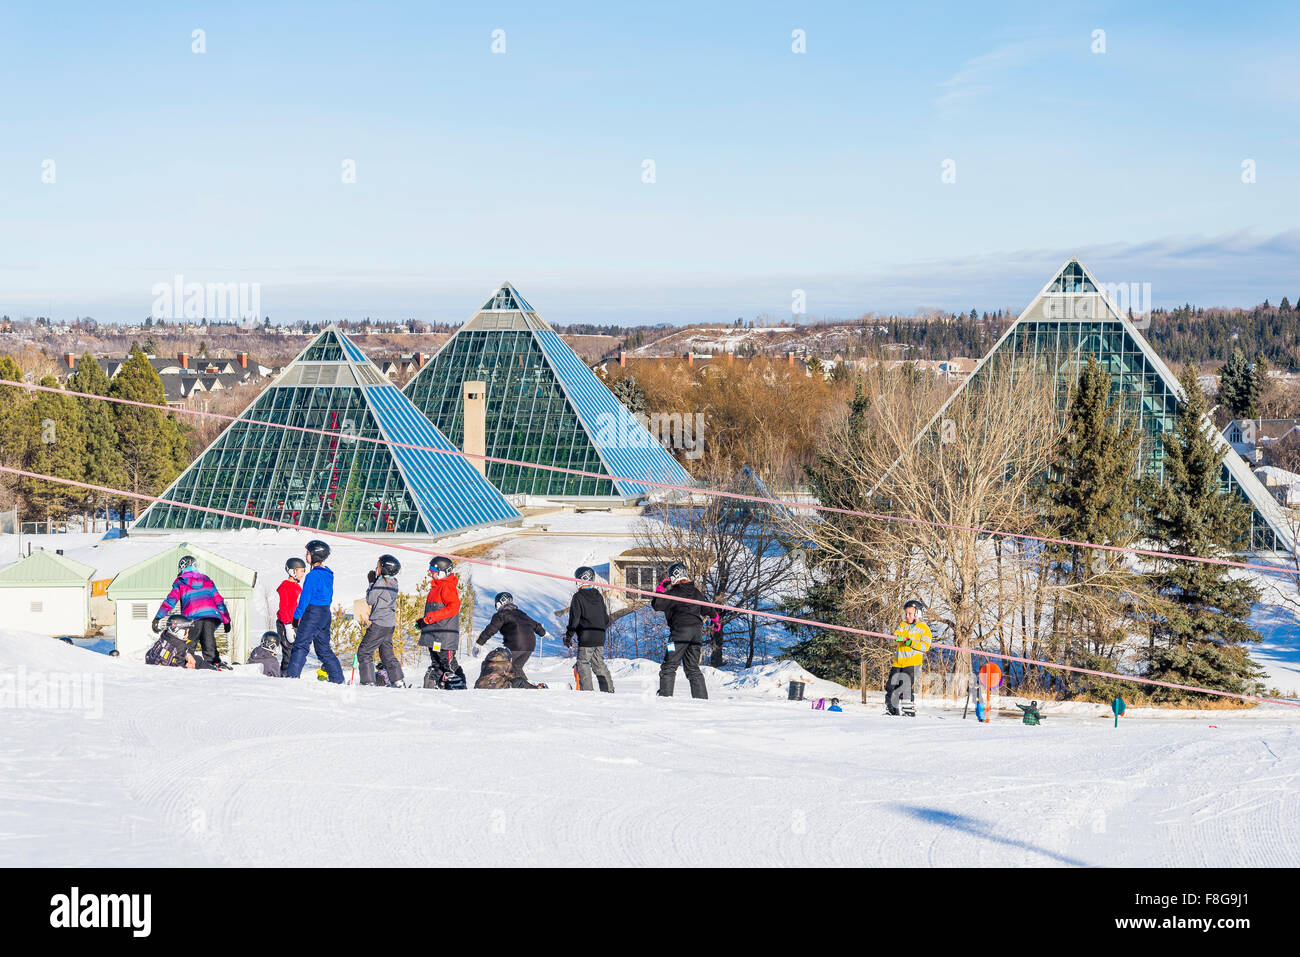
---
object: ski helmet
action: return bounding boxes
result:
[285,557,307,573]
[260,631,280,652]
[305,540,330,563]
[494,591,514,610]
[378,554,401,577]
[903,599,925,612]
[166,614,194,636]
[429,555,453,575]
[574,566,596,583]
[178,555,197,573]
[666,562,690,584]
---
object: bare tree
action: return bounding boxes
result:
[796,368,1073,692]
[634,465,808,667]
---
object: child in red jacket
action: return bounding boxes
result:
[419,555,464,687]
[276,557,307,674]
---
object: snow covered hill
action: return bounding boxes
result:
[4,630,1299,867]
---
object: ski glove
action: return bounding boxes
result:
[222,620,231,634]
[708,613,722,634]
[292,618,300,629]
[151,616,165,634]
[563,633,576,649]
[656,578,670,593]
[471,643,482,658]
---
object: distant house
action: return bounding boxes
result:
[1222,418,1300,465]
[1254,466,1300,507]
[60,350,274,407]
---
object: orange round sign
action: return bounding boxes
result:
[977,662,1002,690]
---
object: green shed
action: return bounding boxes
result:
[107,543,257,660]
[0,550,97,637]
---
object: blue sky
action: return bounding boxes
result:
[1,1,1298,324]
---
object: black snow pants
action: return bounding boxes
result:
[358,623,404,686]
[509,648,532,682]
[659,630,707,699]
[193,617,220,665]
[886,665,919,715]
[276,620,295,674]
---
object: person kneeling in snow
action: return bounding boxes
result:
[1016,700,1046,726]
[474,647,541,689]
[245,631,282,677]
[146,615,219,671]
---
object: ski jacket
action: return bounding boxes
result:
[294,565,334,618]
[565,587,609,647]
[419,574,460,648]
[366,575,399,627]
[476,603,546,654]
[1016,703,1045,726]
[155,569,230,625]
[474,648,537,689]
[276,578,301,625]
[652,581,711,643]
[246,645,281,678]
[145,632,196,667]
[892,620,932,668]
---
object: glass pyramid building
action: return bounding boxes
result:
[134,328,521,536]
[403,282,693,501]
[917,258,1293,553]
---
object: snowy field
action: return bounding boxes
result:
[2,520,1299,866]
[4,630,1300,867]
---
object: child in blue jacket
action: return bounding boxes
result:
[286,540,344,683]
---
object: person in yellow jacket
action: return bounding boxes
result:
[886,599,932,716]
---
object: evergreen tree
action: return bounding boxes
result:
[22,376,86,520]
[1218,347,1254,418]
[1145,365,1262,701]
[610,375,649,417]
[109,347,188,527]
[1038,356,1149,694]
[1250,351,1270,416]
[69,352,126,521]
[0,356,33,511]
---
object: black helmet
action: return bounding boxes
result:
[178,555,197,573]
[166,614,194,636]
[666,562,690,584]
[430,555,453,574]
[260,631,280,652]
[378,554,401,576]
[494,591,514,610]
[575,566,596,582]
[903,599,925,612]
[305,540,330,563]
[285,557,306,573]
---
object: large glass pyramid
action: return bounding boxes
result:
[134,328,521,536]
[403,283,693,500]
[916,259,1294,553]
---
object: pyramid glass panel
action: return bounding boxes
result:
[915,259,1292,553]
[134,329,520,535]
[404,284,693,500]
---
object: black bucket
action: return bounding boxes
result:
[788,680,806,701]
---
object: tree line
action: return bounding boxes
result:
[0,348,188,526]
[780,358,1271,707]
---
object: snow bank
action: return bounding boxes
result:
[3,629,1299,867]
